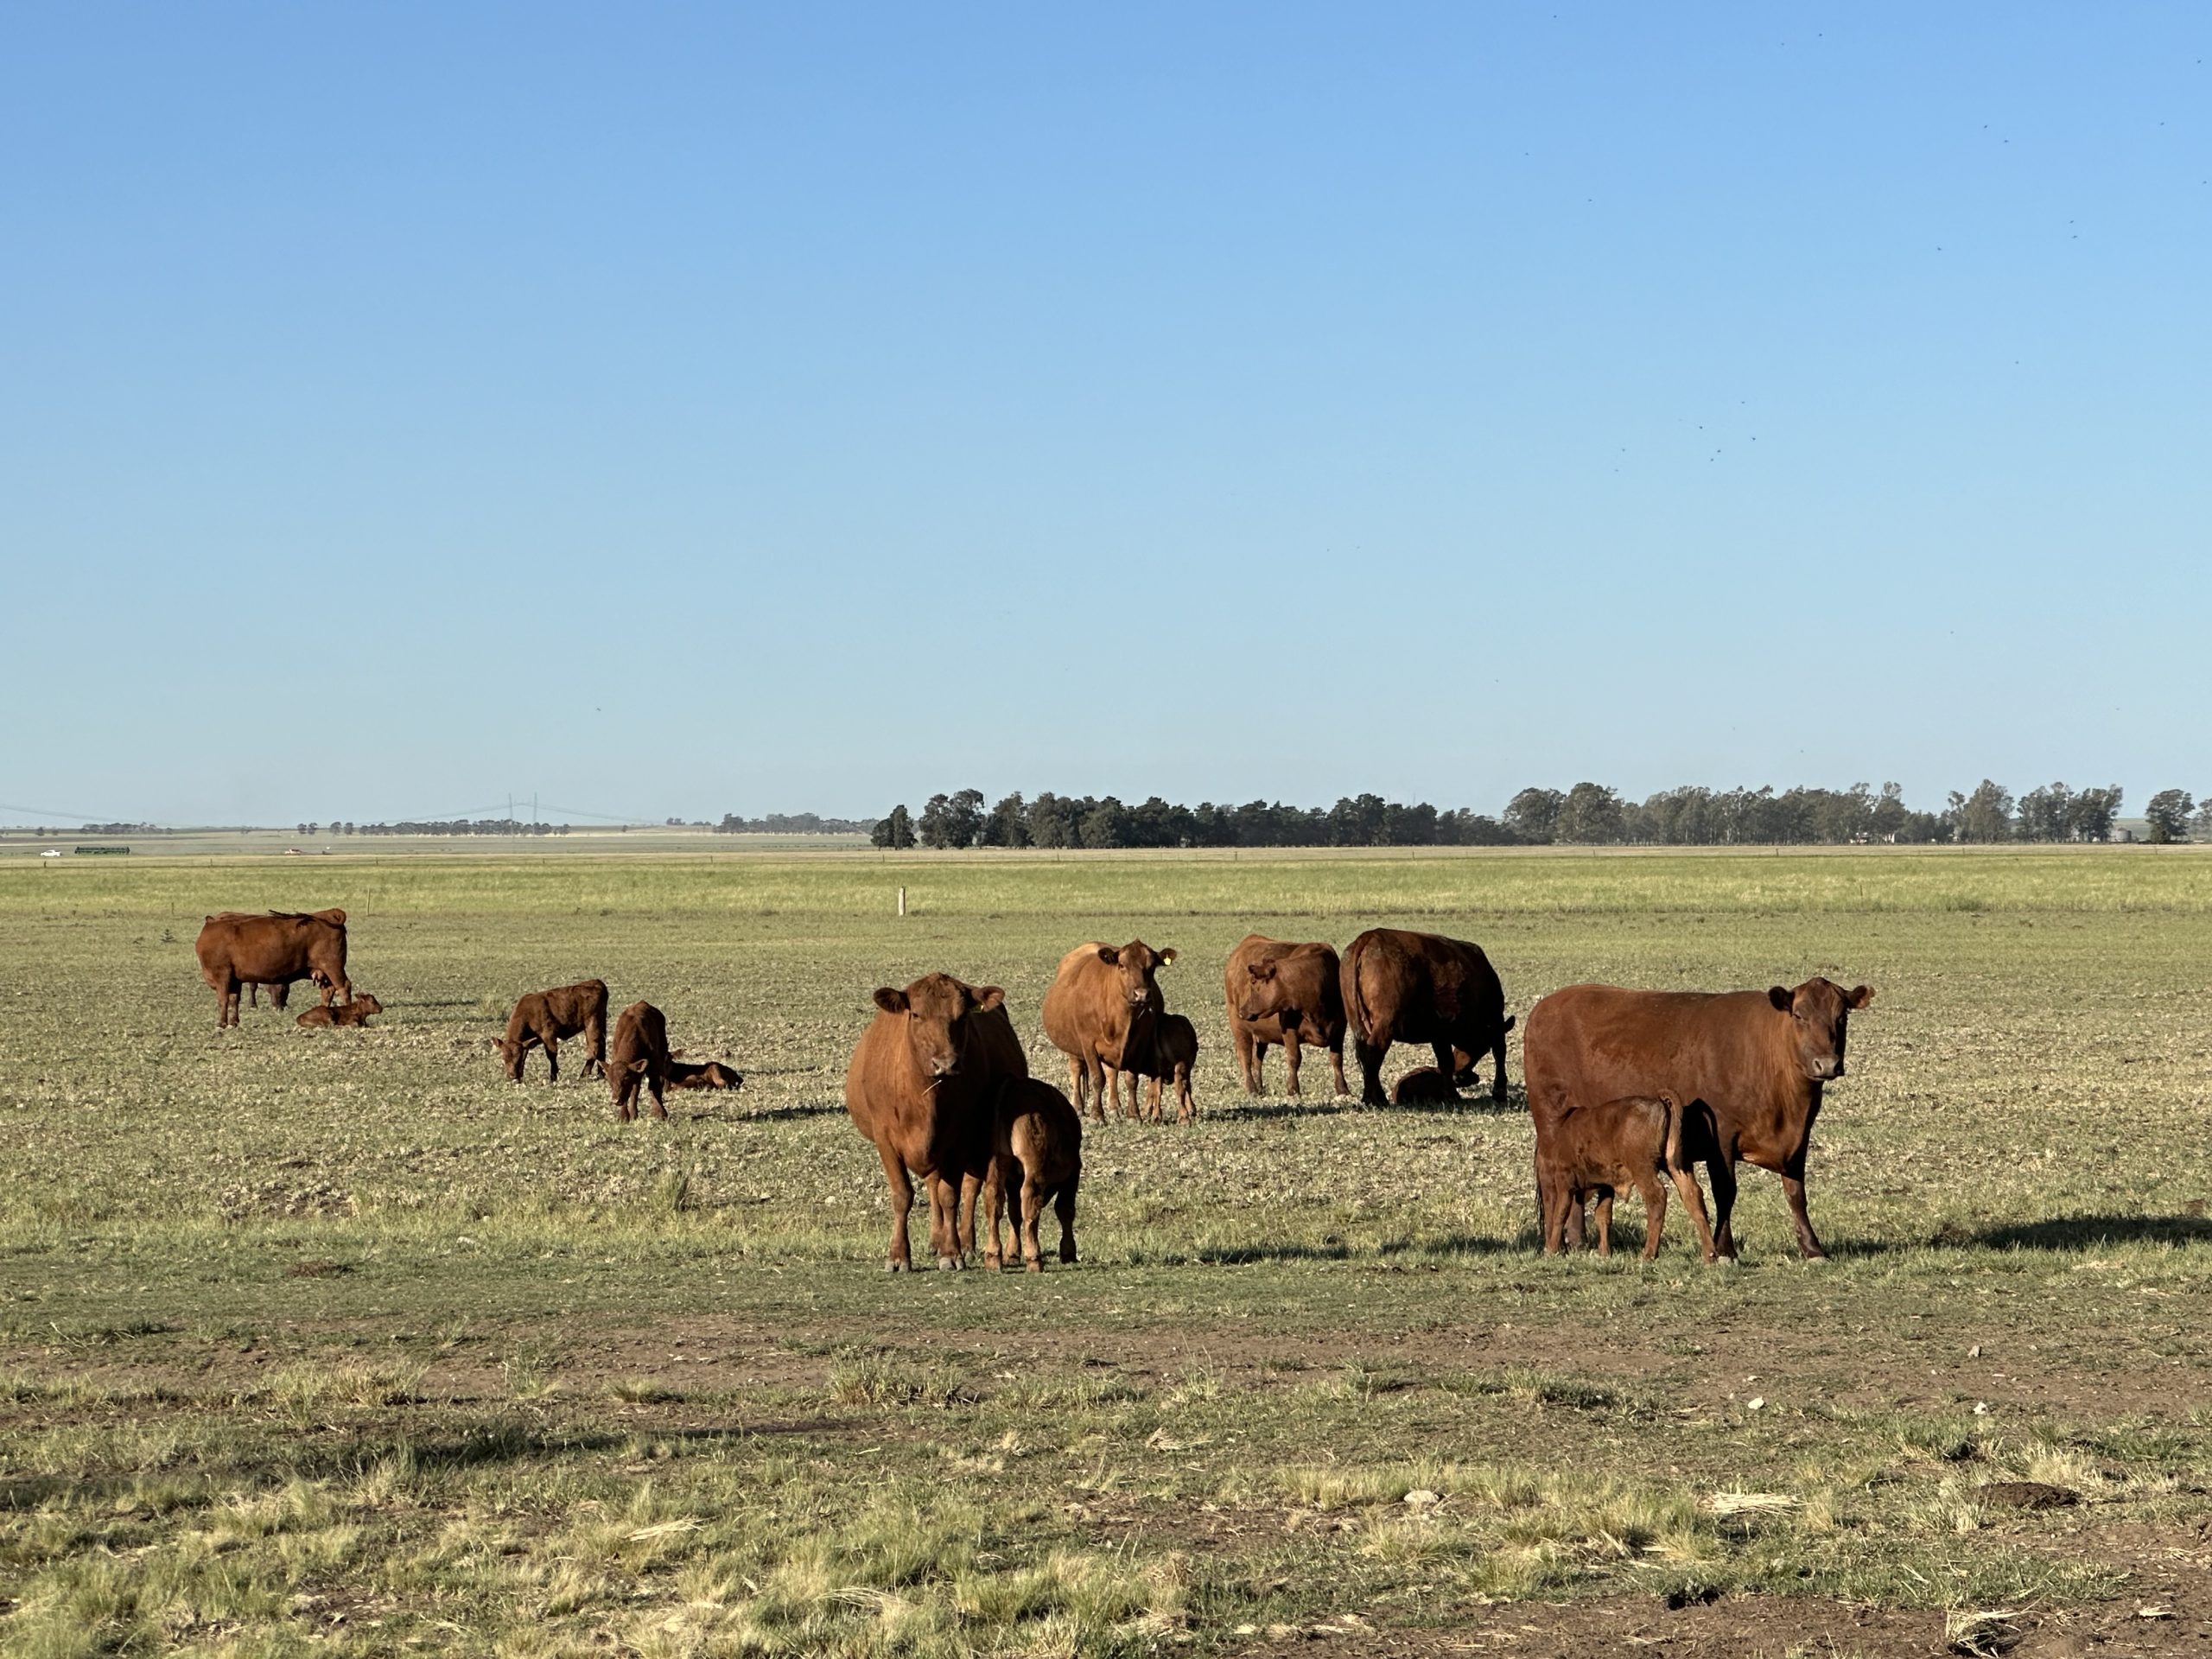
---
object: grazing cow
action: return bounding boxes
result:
[296,993,383,1029]
[497,980,609,1083]
[1124,1012,1198,1123]
[1390,1065,1459,1106]
[1339,929,1512,1106]
[1522,979,1875,1261]
[982,1077,1083,1272]
[845,973,1027,1270]
[195,909,350,1027]
[1536,1092,1718,1262]
[607,1001,672,1122]
[1224,935,1348,1097]
[1041,940,1178,1121]
[667,1058,744,1091]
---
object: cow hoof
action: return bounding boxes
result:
[886,1259,910,1274]
[935,1255,963,1272]
[1025,1259,1043,1274]
[1708,1255,1738,1268]
[1802,1253,1831,1266]
[983,1254,1003,1272]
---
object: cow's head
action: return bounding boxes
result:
[1238,960,1303,1024]
[351,994,383,1016]
[699,1061,743,1090]
[493,1036,529,1081]
[873,973,1006,1081]
[1097,941,1175,1013]
[1768,978,1874,1082]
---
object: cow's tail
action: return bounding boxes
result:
[1500,1014,1516,1036]
[1658,1090,1682,1172]
[1343,936,1372,1046]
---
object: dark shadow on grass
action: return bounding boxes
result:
[1973,1214,2212,1251]
[737,1101,845,1122]
[1208,1090,1522,1122]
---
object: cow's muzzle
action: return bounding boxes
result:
[1809,1058,1844,1080]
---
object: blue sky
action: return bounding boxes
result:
[2,3,2206,825]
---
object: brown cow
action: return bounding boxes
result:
[497,980,609,1083]
[982,1077,1083,1272]
[296,993,383,1029]
[607,1001,672,1122]
[1340,928,1512,1106]
[195,909,350,1027]
[1041,940,1178,1122]
[1123,1012,1198,1123]
[1536,1092,1718,1262]
[845,973,1027,1270]
[668,1058,744,1090]
[1224,935,1348,1097]
[1522,979,1875,1261]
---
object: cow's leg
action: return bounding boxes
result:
[1177,1067,1195,1124]
[1638,1173,1668,1261]
[1055,1176,1078,1264]
[1669,1164,1719,1263]
[543,1035,559,1084]
[958,1168,982,1260]
[1707,1156,1741,1260]
[1145,1073,1162,1122]
[879,1146,915,1271]
[1781,1154,1827,1261]
[1592,1189,1614,1257]
[1234,1027,1262,1095]
[1539,1176,1562,1255]
[1020,1169,1045,1271]
[1282,1032,1304,1097]
[982,1160,1008,1270]
[647,1074,667,1122]
[1328,1041,1349,1097]
[586,1012,607,1078]
[215,970,238,1027]
[1354,1038,1388,1107]
[1491,1028,1510,1102]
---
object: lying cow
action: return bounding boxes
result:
[1224,935,1348,1097]
[1041,940,1178,1121]
[1390,1065,1459,1105]
[296,993,383,1029]
[607,1001,672,1122]
[982,1077,1083,1272]
[668,1058,744,1090]
[1340,928,1512,1106]
[1523,978,1874,1261]
[497,980,609,1083]
[1123,1012,1198,1123]
[196,909,350,1027]
[1536,1092,1718,1262]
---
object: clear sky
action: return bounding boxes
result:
[3,3,2206,826]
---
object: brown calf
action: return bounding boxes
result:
[1390,1065,1459,1105]
[668,1058,744,1090]
[607,1001,671,1122]
[296,993,383,1029]
[1126,1012,1199,1123]
[1536,1091,1718,1262]
[498,980,609,1083]
[982,1077,1083,1272]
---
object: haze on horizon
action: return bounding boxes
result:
[2,3,2207,828]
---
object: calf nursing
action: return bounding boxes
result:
[983,1077,1082,1271]
[1535,1091,1718,1262]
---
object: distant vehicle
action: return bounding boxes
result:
[284,848,303,856]
[39,849,61,859]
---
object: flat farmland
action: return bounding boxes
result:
[4,848,2212,1657]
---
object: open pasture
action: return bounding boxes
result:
[5,848,2212,1656]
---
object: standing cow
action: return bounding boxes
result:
[845,973,1027,1270]
[607,1001,672,1122]
[1224,935,1348,1098]
[195,909,351,1027]
[497,980,610,1083]
[1522,978,1874,1261]
[1041,940,1177,1122]
[1339,928,1512,1106]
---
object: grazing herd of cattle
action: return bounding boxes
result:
[194,909,1873,1272]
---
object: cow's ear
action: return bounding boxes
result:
[972,985,1006,1013]
[1156,947,1176,966]
[629,1057,653,1076]
[1768,986,1795,1013]
[1096,945,1121,964]
[1847,984,1874,1009]
[873,988,908,1014]
[1246,962,1273,981]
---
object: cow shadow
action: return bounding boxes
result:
[1211,1090,1525,1122]
[734,1101,846,1122]
[1972,1213,2212,1252]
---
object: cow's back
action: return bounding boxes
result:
[1525,984,1765,1131]
[1042,944,1118,1056]
[1344,928,1502,1043]
[1225,935,1343,1039]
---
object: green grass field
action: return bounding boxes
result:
[5,848,2211,1656]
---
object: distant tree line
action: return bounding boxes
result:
[714,812,871,835]
[323,819,573,836]
[867,780,2209,849]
